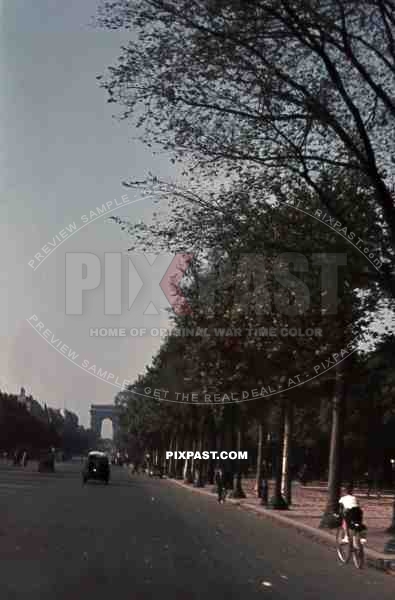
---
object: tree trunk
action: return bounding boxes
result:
[183,454,189,481]
[232,426,246,498]
[191,438,197,482]
[281,398,294,506]
[256,421,264,498]
[386,498,395,534]
[167,437,175,477]
[195,431,204,487]
[175,435,183,479]
[320,362,347,528]
[269,400,288,510]
[207,418,216,485]
[222,404,234,493]
[210,430,222,492]
[184,435,194,483]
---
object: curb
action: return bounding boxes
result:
[166,478,395,574]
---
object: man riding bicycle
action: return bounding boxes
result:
[338,484,366,544]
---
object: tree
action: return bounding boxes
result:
[363,334,395,532]
[319,360,348,527]
[281,395,294,506]
[114,166,387,517]
[0,391,106,459]
[97,0,395,298]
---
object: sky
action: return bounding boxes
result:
[0,0,178,431]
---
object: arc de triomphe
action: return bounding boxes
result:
[90,404,121,439]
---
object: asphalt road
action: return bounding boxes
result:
[0,462,394,599]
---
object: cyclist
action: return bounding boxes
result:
[338,484,366,544]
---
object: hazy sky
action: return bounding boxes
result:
[1,0,178,430]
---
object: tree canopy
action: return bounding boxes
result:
[97,0,395,297]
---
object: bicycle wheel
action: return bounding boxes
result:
[336,528,351,564]
[352,532,364,569]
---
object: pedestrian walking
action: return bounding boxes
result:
[214,466,226,503]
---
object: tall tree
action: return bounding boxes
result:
[97,0,395,297]
[320,360,348,527]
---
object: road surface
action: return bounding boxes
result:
[0,462,394,599]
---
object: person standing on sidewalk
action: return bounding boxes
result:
[215,465,226,503]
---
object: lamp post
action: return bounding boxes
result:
[260,433,271,506]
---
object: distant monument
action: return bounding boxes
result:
[90,404,121,439]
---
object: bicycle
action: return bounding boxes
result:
[336,521,366,569]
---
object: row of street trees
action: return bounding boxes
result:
[0,391,98,459]
[97,1,395,528]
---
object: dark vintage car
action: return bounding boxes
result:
[82,451,110,485]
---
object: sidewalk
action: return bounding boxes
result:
[0,460,38,472]
[166,477,395,573]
